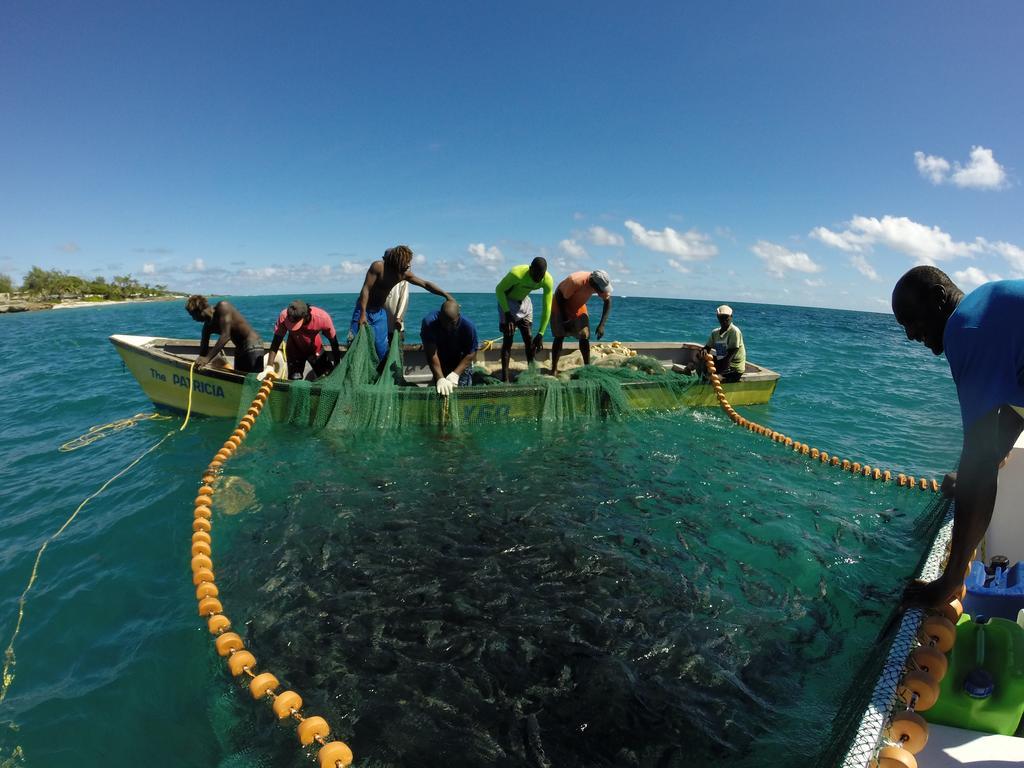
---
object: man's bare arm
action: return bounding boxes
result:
[405,272,453,301]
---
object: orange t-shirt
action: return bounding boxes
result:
[552,271,611,318]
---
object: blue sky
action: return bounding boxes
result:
[1,1,1021,311]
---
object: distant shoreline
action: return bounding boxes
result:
[0,295,186,314]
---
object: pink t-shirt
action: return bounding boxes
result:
[274,306,336,352]
[554,271,611,317]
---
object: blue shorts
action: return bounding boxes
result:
[350,305,389,362]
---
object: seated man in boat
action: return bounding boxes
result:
[265,299,341,381]
[351,245,453,363]
[688,305,746,382]
[421,299,479,397]
[549,269,613,376]
[494,257,554,381]
[185,295,265,373]
[892,266,1024,609]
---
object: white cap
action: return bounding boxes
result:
[716,305,733,316]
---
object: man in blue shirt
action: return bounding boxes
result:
[420,299,479,396]
[892,266,1024,608]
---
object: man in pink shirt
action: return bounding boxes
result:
[265,299,341,381]
[549,269,613,376]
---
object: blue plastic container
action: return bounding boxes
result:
[963,560,1024,621]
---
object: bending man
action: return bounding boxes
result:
[421,299,479,397]
[494,257,553,381]
[266,299,341,381]
[549,269,612,376]
[186,295,265,373]
[892,266,1024,608]
[352,245,452,362]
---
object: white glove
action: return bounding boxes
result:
[445,371,460,389]
[256,365,275,381]
[436,376,454,396]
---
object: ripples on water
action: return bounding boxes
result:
[0,296,958,767]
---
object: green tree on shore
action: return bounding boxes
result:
[0,274,12,293]
[17,266,173,300]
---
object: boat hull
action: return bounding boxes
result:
[111,335,779,422]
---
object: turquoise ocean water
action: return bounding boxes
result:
[0,294,960,767]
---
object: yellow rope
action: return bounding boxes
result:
[180,360,197,431]
[58,413,171,452]
[701,351,939,492]
[1,429,176,704]
[477,336,504,352]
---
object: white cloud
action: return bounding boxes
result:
[559,239,587,259]
[414,252,427,266]
[586,226,624,246]
[850,255,879,281]
[624,219,717,260]
[751,240,822,278]
[667,259,690,274]
[914,146,1008,190]
[811,215,985,264]
[186,258,205,273]
[803,278,825,287]
[953,266,1003,292]
[606,257,629,275]
[339,261,365,275]
[467,242,504,272]
[914,152,951,185]
[981,240,1024,276]
[142,263,156,274]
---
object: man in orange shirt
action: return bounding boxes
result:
[549,269,613,376]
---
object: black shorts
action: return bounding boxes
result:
[288,350,337,380]
[235,345,265,374]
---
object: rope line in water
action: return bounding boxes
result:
[189,371,353,768]
[58,412,171,452]
[1,429,176,705]
[702,351,940,493]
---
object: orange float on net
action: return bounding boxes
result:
[272,690,303,719]
[883,470,892,481]
[886,710,929,754]
[898,669,940,711]
[898,474,908,486]
[920,615,956,654]
[215,449,231,462]
[249,672,279,699]
[784,437,794,447]
[196,582,219,600]
[800,444,810,455]
[202,471,217,483]
[875,744,919,768]
[227,435,242,448]
[231,429,246,440]
[906,476,916,489]
[918,478,928,490]
[852,462,862,473]
[193,530,212,545]
[194,505,212,519]
[318,741,354,768]
[910,645,948,683]
[842,460,852,471]
[215,632,244,657]
[194,494,213,508]
[198,596,223,617]
[830,456,840,466]
[191,541,212,558]
[298,716,331,746]
[873,468,882,480]
[208,614,231,635]
[193,517,213,533]
[192,567,215,586]
[208,459,224,470]
[228,650,256,676]
[198,485,215,496]
[191,554,214,572]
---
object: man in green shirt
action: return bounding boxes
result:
[696,304,746,382]
[494,257,554,381]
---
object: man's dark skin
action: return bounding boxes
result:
[892,272,1024,608]
[357,258,451,327]
[549,275,611,376]
[703,312,738,374]
[188,299,263,369]
[266,304,341,380]
[500,257,546,382]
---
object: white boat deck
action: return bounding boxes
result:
[918,724,1024,766]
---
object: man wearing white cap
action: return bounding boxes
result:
[700,304,746,382]
[264,299,341,381]
[549,269,613,376]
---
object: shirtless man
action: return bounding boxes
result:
[185,295,265,373]
[350,245,453,362]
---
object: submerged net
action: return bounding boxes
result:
[208,362,948,768]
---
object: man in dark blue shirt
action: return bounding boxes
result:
[892,266,1024,608]
[420,299,479,396]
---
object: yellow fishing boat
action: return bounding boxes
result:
[110,334,780,422]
